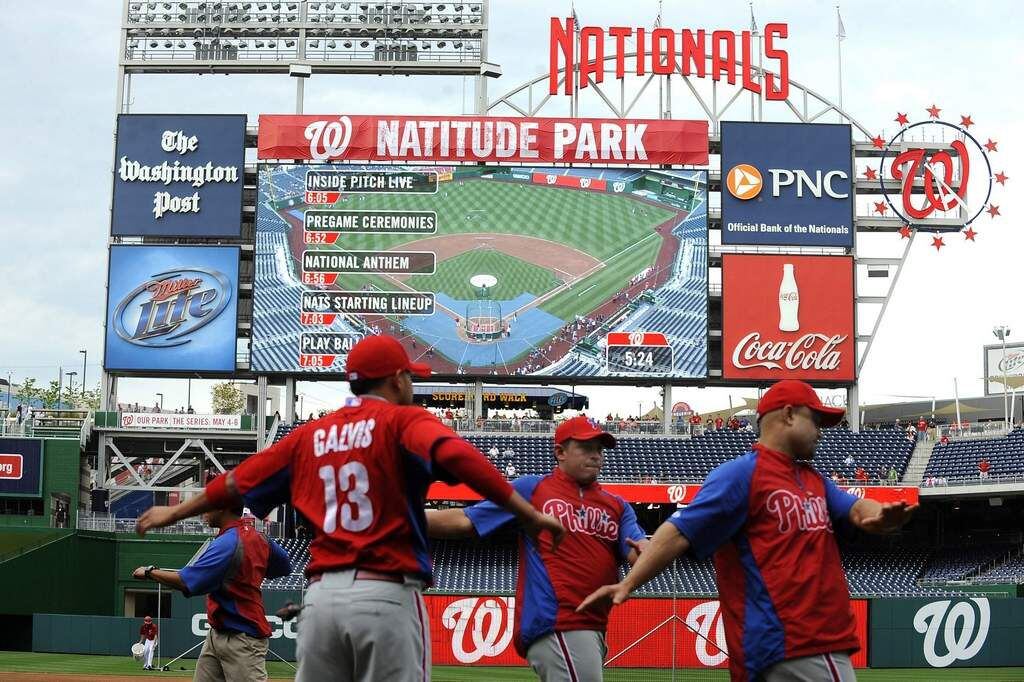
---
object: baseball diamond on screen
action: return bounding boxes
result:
[251,164,709,379]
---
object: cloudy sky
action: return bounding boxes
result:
[0,0,1020,418]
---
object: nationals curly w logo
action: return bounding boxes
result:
[441,597,515,664]
[684,601,729,666]
[913,598,990,667]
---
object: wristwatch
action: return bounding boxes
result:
[144,565,158,579]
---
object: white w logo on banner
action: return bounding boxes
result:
[684,601,728,666]
[304,116,352,161]
[913,598,990,668]
[441,597,515,664]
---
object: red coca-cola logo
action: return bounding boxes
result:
[722,254,855,381]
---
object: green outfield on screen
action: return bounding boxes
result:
[312,176,673,325]
[1,653,1024,681]
[316,178,675,259]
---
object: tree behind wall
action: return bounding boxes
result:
[211,382,244,414]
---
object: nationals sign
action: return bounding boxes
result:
[723,254,855,382]
[423,595,868,669]
[257,114,709,165]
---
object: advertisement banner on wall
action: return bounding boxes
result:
[104,245,239,373]
[427,482,919,506]
[425,595,868,669]
[258,114,709,165]
[0,438,43,498]
[111,114,245,237]
[722,254,856,383]
[118,412,242,430]
[720,122,853,247]
[982,342,1024,395]
[870,597,1024,668]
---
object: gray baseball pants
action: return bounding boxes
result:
[526,630,606,682]
[295,569,430,682]
[761,651,856,681]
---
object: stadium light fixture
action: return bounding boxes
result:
[994,325,1012,427]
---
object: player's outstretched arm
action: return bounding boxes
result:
[426,509,478,539]
[849,499,918,534]
[136,473,241,535]
[577,521,688,613]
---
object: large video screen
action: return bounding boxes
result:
[251,165,707,380]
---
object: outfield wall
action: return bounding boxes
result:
[28,596,1024,670]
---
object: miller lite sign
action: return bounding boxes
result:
[722,254,855,382]
[105,245,240,372]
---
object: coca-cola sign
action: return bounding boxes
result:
[723,254,855,382]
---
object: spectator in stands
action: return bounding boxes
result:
[714,416,724,430]
[137,616,157,670]
[504,461,517,479]
[917,418,928,442]
[187,405,195,414]
[689,413,702,436]
[502,446,516,460]
[906,425,916,441]
[705,417,713,432]
[894,418,901,430]
[843,453,854,467]
[940,434,949,445]
[427,416,647,681]
[15,404,22,426]
[132,495,291,680]
[153,401,161,414]
[580,379,918,681]
[888,466,899,485]
[830,470,840,482]
[728,417,740,431]
[855,466,869,483]
[979,457,991,480]
[488,445,499,458]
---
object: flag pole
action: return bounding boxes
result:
[836,4,845,115]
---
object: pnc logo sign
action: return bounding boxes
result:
[726,163,848,200]
[726,164,763,200]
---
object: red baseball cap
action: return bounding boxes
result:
[345,334,431,381]
[757,380,845,427]
[555,416,616,448]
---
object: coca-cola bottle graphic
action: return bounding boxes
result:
[779,263,799,332]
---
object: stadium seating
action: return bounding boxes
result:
[464,428,914,483]
[924,428,1024,482]
[975,550,1024,583]
[263,536,311,590]
[919,544,1015,582]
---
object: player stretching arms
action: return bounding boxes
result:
[138,335,564,682]
[580,381,917,682]
[428,416,648,681]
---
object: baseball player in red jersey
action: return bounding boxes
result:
[427,416,649,681]
[580,381,918,681]
[137,335,565,682]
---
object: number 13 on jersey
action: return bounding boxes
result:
[319,461,374,532]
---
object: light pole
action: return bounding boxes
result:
[65,372,77,406]
[156,393,164,412]
[57,366,63,410]
[994,326,1012,427]
[78,350,87,399]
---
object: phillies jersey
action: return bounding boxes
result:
[227,396,508,583]
[669,443,860,681]
[465,467,645,655]
[178,521,291,638]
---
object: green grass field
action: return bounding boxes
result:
[295,176,675,325]
[2,653,1023,681]
[410,249,562,301]
[306,177,675,260]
